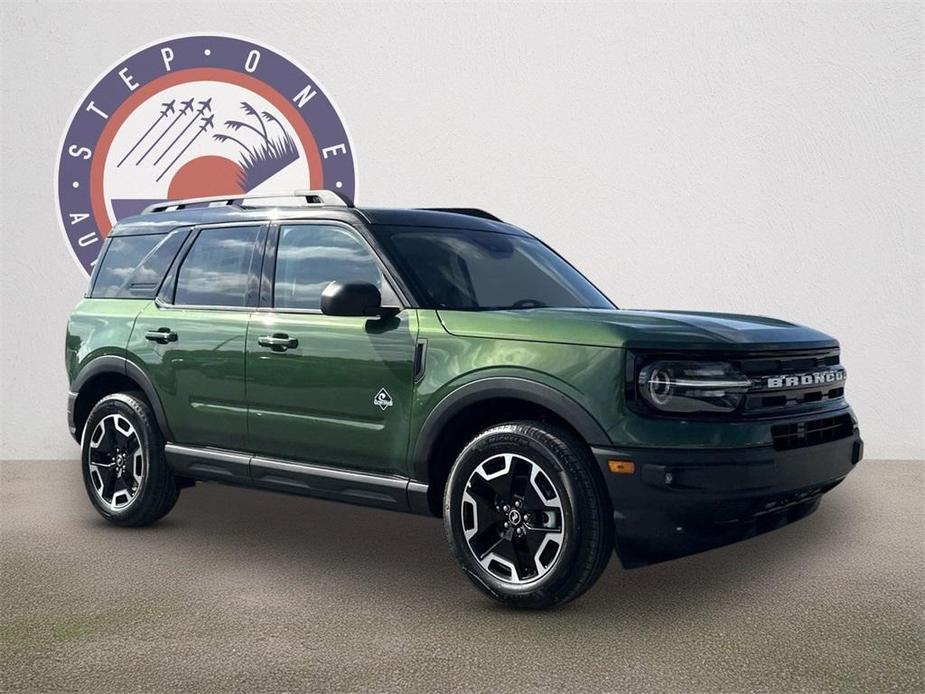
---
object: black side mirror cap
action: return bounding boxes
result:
[320,281,398,318]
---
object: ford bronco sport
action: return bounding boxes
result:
[66,190,863,608]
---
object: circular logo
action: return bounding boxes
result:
[55,33,357,275]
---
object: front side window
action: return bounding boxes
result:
[92,231,187,298]
[377,227,613,311]
[174,225,263,307]
[273,224,395,310]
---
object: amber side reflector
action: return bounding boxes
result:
[608,460,635,474]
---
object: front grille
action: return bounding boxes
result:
[738,348,845,415]
[771,414,854,451]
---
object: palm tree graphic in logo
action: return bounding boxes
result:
[212,102,299,191]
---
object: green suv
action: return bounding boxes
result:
[66,190,863,608]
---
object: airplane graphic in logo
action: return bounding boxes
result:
[152,98,213,168]
[134,98,196,165]
[116,100,175,167]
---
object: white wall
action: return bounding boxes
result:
[1,1,922,460]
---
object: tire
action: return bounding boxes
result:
[444,421,613,609]
[80,392,179,526]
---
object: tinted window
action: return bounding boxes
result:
[174,226,262,307]
[92,234,161,298]
[379,228,612,310]
[91,230,189,298]
[274,225,394,310]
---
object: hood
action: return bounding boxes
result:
[436,308,838,351]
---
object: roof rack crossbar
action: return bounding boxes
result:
[142,189,353,214]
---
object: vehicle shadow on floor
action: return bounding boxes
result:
[79,471,855,619]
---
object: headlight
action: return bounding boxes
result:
[638,361,752,414]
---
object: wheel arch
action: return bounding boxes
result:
[71,356,172,443]
[412,378,610,515]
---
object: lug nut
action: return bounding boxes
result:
[502,505,510,512]
[504,522,510,528]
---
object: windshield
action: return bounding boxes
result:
[378,227,614,310]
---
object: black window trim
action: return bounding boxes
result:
[155,221,269,312]
[257,219,409,316]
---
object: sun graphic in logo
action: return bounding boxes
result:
[56,34,357,275]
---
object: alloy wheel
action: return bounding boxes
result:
[87,414,145,511]
[461,453,566,584]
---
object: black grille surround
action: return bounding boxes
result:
[627,347,848,420]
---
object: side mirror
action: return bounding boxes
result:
[321,281,396,317]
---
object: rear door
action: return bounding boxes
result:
[246,221,417,475]
[128,222,267,451]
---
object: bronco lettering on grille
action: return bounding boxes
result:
[765,368,846,390]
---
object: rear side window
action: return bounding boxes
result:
[174,225,263,307]
[91,230,188,298]
[273,224,395,310]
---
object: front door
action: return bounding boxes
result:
[129,223,266,451]
[246,222,417,475]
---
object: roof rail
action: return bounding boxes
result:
[418,208,503,222]
[142,189,353,214]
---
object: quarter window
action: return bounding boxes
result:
[273,225,395,310]
[92,232,187,299]
[174,225,263,307]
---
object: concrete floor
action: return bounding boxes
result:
[1,459,922,693]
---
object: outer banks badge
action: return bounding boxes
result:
[55,33,357,275]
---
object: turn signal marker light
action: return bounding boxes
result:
[608,460,635,474]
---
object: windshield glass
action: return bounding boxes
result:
[378,227,613,310]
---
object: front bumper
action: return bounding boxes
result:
[593,428,863,567]
[67,391,78,440]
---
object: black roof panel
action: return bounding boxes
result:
[108,205,525,237]
[360,207,523,233]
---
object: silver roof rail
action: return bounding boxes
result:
[142,189,353,214]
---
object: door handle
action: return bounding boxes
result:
[144,328,177,344]
[258,333,298,351]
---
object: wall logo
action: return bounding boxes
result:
[55,33,356,275]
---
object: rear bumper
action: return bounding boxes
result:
[593,429,863,567]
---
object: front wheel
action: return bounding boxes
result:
[444,422,613,609]
[80,392,179,526]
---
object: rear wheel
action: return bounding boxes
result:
[444,422,613,609]
[80,392,179,526]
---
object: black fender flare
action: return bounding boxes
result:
[411,377,610,484]
[72,355,173,440]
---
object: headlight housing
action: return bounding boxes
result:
[637,361,752,414]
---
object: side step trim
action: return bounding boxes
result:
[165,444,250,483]
[164,443,431,515]
[251,455,407,507]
